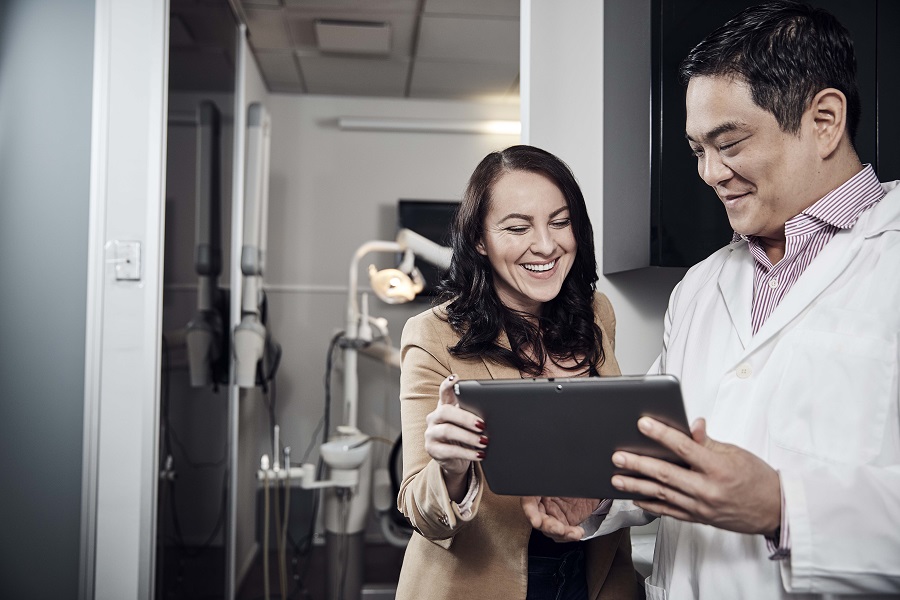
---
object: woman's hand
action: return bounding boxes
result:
[424,375,488,500]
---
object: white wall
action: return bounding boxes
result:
[523,0,686,374]
[262,94,520,535]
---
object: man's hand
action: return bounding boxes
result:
[521,496,599,542]
[612,417,781,536]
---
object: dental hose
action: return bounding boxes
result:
[279,447,292,600]
[263,470,271,600]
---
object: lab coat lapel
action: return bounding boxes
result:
[745,222,863,355]
[717,245,754,350]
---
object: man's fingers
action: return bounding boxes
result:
[637,416,709,469]
[610,454,704,508]
[690,417,710,445]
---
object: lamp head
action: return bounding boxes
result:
[368,262,424,304]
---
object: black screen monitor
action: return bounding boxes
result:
[397,199,459,298]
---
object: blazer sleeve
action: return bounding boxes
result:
[396,312,483,546]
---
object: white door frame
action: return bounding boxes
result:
[80,1,170,598]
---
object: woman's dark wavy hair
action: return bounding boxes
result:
[435,145,604,377]
[678,1,860,144]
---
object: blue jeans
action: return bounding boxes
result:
[526,549,588,600]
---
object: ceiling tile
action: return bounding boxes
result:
[424,0,519,18]
[283,0,418,9]
[409,59,518,99]
[297,54,409,97]
[254,50,302,85]
[286,9,416,57]
[245,7,293,49]
[416,14,518,63]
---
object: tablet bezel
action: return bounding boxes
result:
[453,374,689,499]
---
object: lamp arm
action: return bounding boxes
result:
[396,228,452,270]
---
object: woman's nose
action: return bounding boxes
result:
[530,226,557,255]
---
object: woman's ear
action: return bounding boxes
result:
[809,87,848,159]
[476,239,487,256]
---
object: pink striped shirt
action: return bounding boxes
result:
[734,165,885,335]
[733,165,884,559]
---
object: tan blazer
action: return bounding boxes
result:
[395,293,637,600]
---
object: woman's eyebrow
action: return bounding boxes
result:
[497,212,533,223]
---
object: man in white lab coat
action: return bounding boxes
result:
[524,2,900,598]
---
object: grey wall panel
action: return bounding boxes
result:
[0,0,94,597]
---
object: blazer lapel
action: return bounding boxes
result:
[482,329,521,380]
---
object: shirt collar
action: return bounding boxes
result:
[731,164,884,243]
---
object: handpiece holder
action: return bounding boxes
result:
[257,427,372,490]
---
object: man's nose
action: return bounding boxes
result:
[699,154,732,187]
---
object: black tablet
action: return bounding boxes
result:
[453,375,690,499]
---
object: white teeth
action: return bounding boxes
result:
[523,259,556,272]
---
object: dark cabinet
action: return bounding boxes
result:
[603,0,900,272]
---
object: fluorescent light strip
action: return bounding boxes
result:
[337,117,521,135]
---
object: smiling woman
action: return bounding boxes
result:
[476,169,577,314]
[394,145,639,600]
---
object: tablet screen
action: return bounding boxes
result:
[454,375,689,499]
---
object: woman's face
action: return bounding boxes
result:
[477,169,577,315]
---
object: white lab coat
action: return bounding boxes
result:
[588,181,900,599]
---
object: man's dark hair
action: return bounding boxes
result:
[678,1,860,143]
[437,145,604,377]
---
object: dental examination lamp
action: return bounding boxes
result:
[258,229,451,600]
[318,228,451,600]
[234,103,281,388]
[185,101,229,387]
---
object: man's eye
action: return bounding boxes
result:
[690,146,704,158]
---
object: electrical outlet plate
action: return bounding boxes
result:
[113,240,141,281]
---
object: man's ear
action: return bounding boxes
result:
[809,87,848,159]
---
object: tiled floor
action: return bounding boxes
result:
[155,541,405,600]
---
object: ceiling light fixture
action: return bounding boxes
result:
[315,19,391,55]
[337,117,522,135]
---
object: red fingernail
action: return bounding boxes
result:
[475,420,485,431]
[479,436,489,446]
[476,451,485,459]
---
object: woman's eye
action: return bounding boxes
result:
[506,225,528,234]
[551,219,571,228]
[690,146,704,158]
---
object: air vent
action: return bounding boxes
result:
[314,19,391,56]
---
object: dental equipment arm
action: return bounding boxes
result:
[185,101,226,387]
[234,102,277,388]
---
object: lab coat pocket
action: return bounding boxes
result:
[643,577,667,600]
[768,324,896,464]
